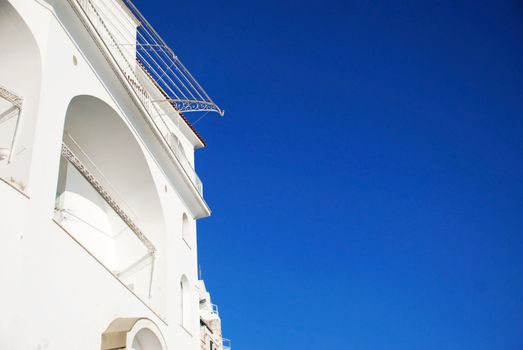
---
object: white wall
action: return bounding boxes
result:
[0,0,203,349]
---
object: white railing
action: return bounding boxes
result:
[59,143,155,253]
[68,0,208,195]
[55,143,156,298]
[121,0,224,116]
[222,338,232,350]
[211,303,219,316]
[0,84,24,191]
[0,84,22,164]
[0,84,23,109]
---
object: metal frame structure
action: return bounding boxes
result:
[122,0,224,116]
[75,0,223,116]
[69,0,213,197]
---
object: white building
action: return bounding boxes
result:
[198,281,231,350]
[0,0,229,349]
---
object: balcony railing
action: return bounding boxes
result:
[55,142,157,299]
[211,303,219,316]
[223,338,232,350]
[0,84,24,191]
[0,84,21,163]
[67,0,219,196]
[121,0,224,116]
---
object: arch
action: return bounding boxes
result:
[180,274,191,328]
[0,0,42,192]
[101,317,166,350]
[132,328,163,350]
[55,95,167,314]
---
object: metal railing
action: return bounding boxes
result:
[222,338,232,350]
[211,303,219,316]
[68,0,209,195]
[0,84,25,191]
[0,84,22,164]
[60,143,155,253]
[55,142,156,297]
[121,0,224,116]
[0,84,23,109]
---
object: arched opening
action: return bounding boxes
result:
[132,328,163,350]
[182,212,191,247]
[180,274,191,329]
[54,95,167,316]
[101,318,166,350]
[0,0,42,193]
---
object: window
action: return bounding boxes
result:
[180,275,191,329]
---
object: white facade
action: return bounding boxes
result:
[0,0,226,349]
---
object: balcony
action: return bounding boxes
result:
[55,142,156,301]
[0,5,43,195]
[67,0,223,196]
[223,338,232,350]
[54,94,169,318]
[211,303,220,316]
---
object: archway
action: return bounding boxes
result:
[0,0,42,192]
[55,95,167,315]
[181,212,192,247]
[101,318,166,350]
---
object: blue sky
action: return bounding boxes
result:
[136,1,523,349]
